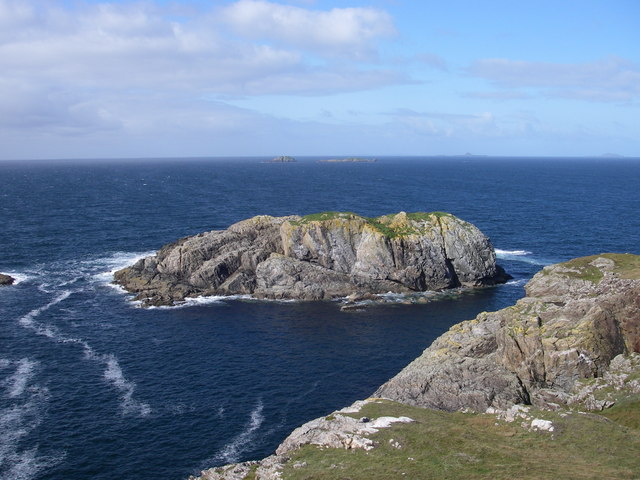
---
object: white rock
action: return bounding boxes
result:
[531,419,554,432]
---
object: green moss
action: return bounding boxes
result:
[281,399,640,480]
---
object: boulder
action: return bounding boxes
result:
[0,273,15,285]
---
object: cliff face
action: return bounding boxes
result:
[114,212,507,307]
[375,253,640,411]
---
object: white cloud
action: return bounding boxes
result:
[0,0,407,149]
[468,57,640,103]
[220,0,395,59]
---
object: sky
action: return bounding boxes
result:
[0,0,639,159]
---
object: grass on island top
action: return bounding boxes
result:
[290,211,454,238]
[277,398,640,480]
[545,253,640,283]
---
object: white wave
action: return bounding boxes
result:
[148,294,254,309]
[0,272,31,285]
[204,399,264,465]
[2,360,38,399]
[0,371,65,480]
[495,248,553,266]
[505,279,527,287]
[495,249,532,256]
[90,251,156,285]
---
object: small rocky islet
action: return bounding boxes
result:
[113,211,510,307]
[193,253,640,480]
[0,273,15,285]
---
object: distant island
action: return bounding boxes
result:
[318,157,376,163]
[266,156,296,163]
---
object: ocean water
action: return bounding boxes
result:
[0,156,639,479]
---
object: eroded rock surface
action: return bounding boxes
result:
[375,253,640,411]
[114,212,508,306]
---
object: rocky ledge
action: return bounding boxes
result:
[0,273,15,285]
[113,211,508,307]
[192,254,640,479]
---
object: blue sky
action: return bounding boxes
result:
[1,0,638,159]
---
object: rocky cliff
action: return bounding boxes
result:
[192,253,640,480]
[375,253,640,412]
[114,212,508,307]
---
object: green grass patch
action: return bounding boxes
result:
[280,399,640,480]
[600,396,640,430]
[290,211,455,238]
[552,253,640,284]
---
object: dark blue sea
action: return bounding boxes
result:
[1,157,639,480]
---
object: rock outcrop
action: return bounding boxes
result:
[0,273,15,285]
[375,253,640,411]
[114,212,508,307]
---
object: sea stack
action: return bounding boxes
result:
[113,211,509,307]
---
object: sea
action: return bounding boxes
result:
[0,156,638,480]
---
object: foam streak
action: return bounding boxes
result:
[17,293,151,418]
[0,362,65,480]
[205,400,265,465]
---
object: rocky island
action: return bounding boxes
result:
[113,212,508,307]
[192,253,640,479]
[266,156,296,163]
[0,273,15,285]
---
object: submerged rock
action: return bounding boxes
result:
[0,273,15,285]
[114,211,509,307]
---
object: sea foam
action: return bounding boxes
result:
[17,291,152,418]
[0,360,65,480]
[202,399,265,466]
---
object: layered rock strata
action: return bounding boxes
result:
[114,212,508,307]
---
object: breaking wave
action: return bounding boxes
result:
[495,248,553,266]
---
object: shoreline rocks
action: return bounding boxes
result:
[0,273,15,285]
[114,211,509,307]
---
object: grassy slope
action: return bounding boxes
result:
[279,398,640,480]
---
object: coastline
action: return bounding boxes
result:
[193,253,640,479]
